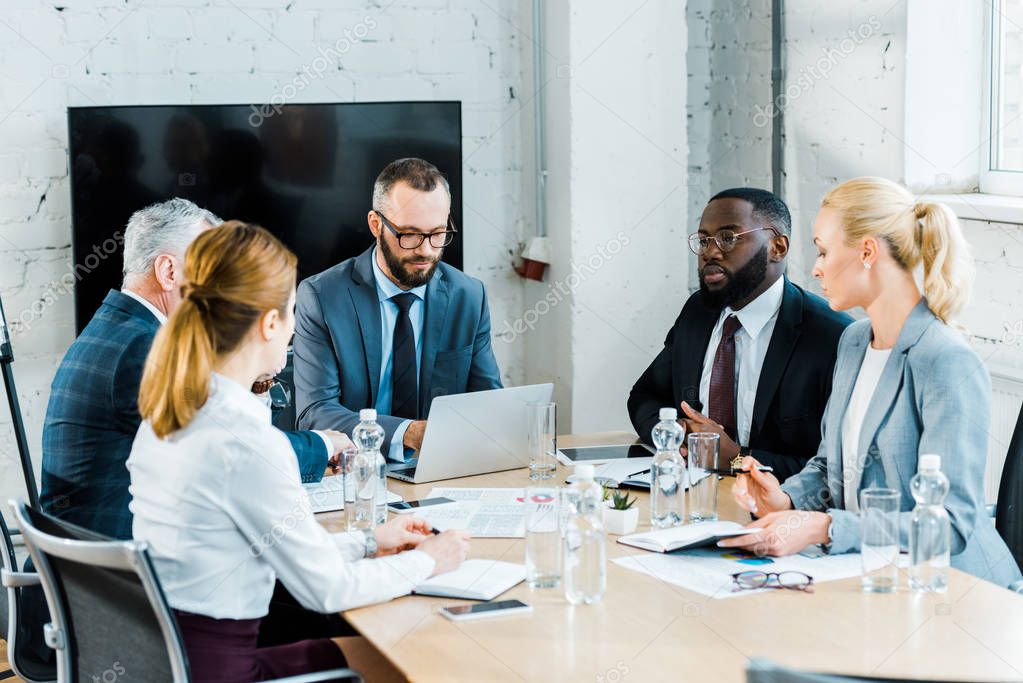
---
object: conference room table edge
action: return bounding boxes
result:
[314,431,1023,683]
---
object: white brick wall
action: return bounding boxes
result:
[0,0,531,504]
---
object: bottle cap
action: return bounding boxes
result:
[575,464,595,481]
[919,453,941,472]
[659,407,677,421]
[359,408,377,421]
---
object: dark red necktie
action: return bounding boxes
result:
[708,315,742,441]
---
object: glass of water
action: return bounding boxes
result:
[860,488,900,593]
[527,402,557,480]
[342,448,376,531]
[687,432,720,522]
[524,486,561,588]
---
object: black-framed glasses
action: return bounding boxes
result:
[687,227,779,255]
[376,211,457,249]
[731,570,813,592]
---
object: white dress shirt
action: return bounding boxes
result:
[698,275,785,447]
[840,346,891,512]
[370,248,427,461]
[126,373,435,619]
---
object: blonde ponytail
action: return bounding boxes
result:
[138,221,297,438]
[821,177,975,324]
[915,200,974,324]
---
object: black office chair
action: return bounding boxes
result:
[1,510,56,683]
[9,499,362,683]
[994,401,1023,585]
[745,657,1013,682]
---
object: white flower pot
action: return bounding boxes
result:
[603,505,639,535]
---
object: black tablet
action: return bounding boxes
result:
[556,443,654,465]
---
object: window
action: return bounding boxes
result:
[983,0,1023,195]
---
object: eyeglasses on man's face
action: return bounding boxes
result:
[687,226,779,255]
[376,210,457,250]
[731,570,813,592]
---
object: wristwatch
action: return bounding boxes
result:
[361,529,378,559]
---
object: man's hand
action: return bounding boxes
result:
[680,401,740,462]
[417,529,471,576]
[717,510,831,556]
[373,516,433,556]
[403,420,427,452]
[323,430,355,474]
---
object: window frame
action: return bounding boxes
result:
[981,0,1023,197]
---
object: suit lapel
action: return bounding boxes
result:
[750,279,801,436]
[350,249,383,406]
[418,268,450,417]
[848,299,936,501]
[828,326,868,508]
[674,296,718,412]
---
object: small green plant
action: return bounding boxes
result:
[602,483,612,502]
[609,490,637,511]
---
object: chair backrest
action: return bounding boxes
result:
[9,499,189,683]
[996,402,1023,575]
[1,511,13,642]
[1,509,57,683]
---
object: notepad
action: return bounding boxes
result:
[413,559,526,601]
[617,522,762,553]
[587,458,712,491]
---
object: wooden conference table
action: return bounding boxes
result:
[318,432,1023,683]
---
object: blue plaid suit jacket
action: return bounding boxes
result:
[40,289,328,540]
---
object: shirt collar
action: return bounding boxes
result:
[723,275,785,339]
[121,288,168,325]
[209,372,270,423]
[370,247,427,303]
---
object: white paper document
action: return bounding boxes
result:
[420,487,526,538]
[614,547,883,599]
[593,457,712,490]
[302,476,402,514]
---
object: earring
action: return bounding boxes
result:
[863,261,871,270]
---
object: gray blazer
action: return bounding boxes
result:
[293,247,503,446]
[781,299,1023,587]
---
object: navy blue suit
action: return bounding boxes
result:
[40,289,328,540]
[294,246,503,445]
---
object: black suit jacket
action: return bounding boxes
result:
[627,278,852,481]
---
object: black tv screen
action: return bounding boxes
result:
[67,101,463,333]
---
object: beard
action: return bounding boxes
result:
[699,243,769,310]
[379,235,441,288]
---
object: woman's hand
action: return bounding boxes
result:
[373,516,433,556]
[717,510,831,556]
[731,455,793,516]
[417,529,471,576]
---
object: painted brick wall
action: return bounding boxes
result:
[0,0,531,502]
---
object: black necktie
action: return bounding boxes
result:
[390,292,419,419]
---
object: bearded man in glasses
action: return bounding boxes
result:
[294,158,502,459]
[628,188,851,481]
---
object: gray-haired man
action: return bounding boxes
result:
[40,198,347,540]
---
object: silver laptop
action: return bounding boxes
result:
[387,383,554,484]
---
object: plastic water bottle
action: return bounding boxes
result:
[909,453,951,593]
[563,464,607,605]
[651,407,686,528]
[347,448,376,531]
[352,409,387,525]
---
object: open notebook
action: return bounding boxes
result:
[617,522,761,553]
[413,560,526,601]
[591,457,712,491]
[302,476,402,514]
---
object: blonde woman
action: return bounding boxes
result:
[127,222,469,682]
[721,177,1022,587]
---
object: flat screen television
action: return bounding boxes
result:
[67,101,463,333]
